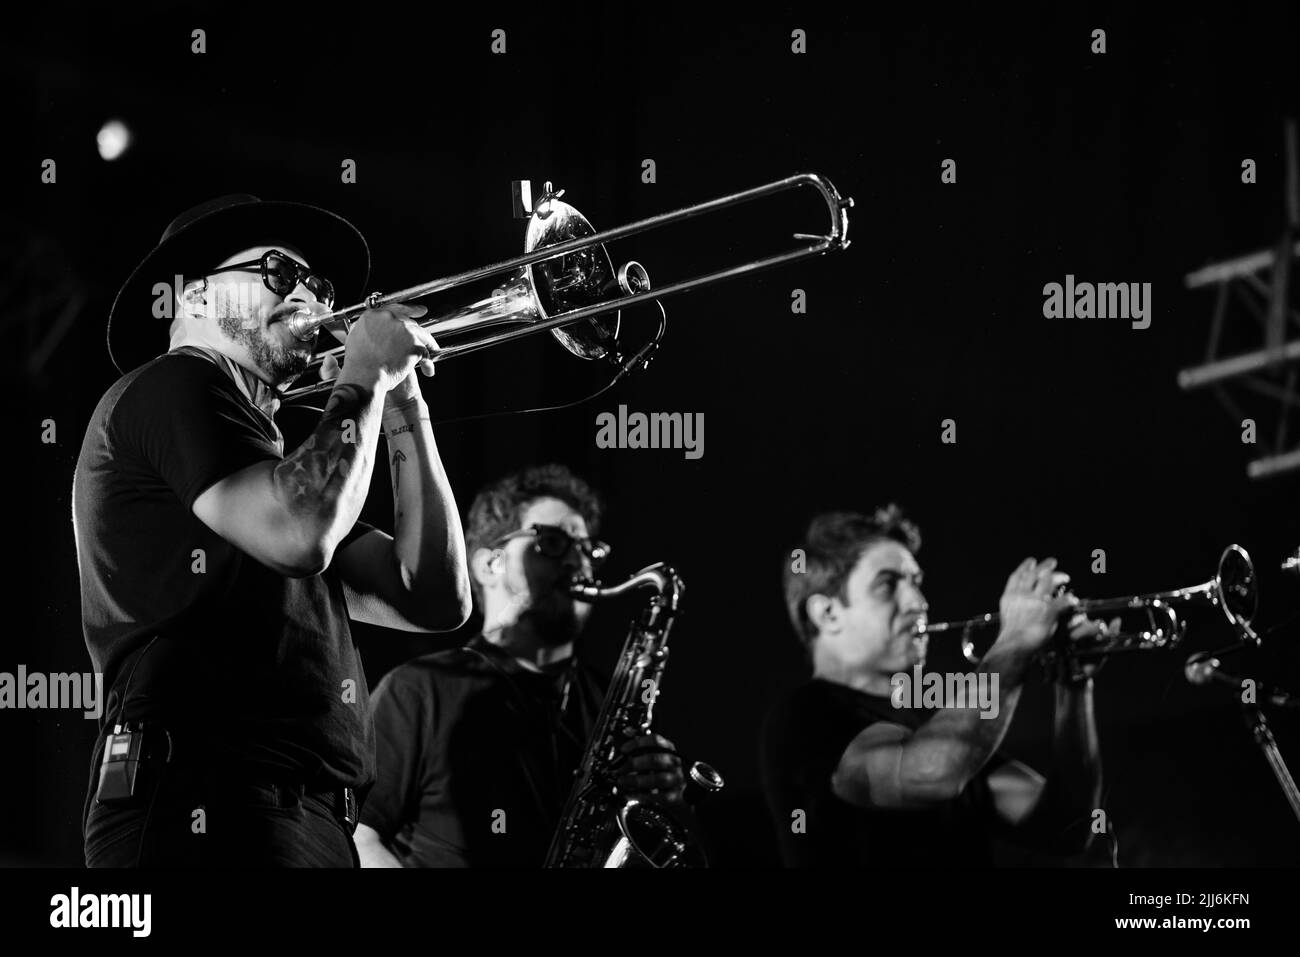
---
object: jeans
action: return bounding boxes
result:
[84,754,359,868]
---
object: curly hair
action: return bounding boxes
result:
[464,464,604,607]
[782,504,921,650]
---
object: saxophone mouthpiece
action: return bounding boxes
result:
[568,577,601,601]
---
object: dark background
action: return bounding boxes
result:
[4,4,1300,866]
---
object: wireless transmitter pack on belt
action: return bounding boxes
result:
[96,722,172,806]
[95,639,172,806]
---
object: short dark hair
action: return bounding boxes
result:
[465,464,604,607]
[782,505,921,650]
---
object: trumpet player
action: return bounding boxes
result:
[355,464,686,867]
[76,195,471,867]
[760,506,1105,867]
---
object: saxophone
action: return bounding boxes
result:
[545,562,724,868]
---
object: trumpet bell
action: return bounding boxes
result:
[1216,543,1258,626]
[922,542,1263,667]
[525,192,624,361]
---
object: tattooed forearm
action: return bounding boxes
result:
[382,396,470,617]
[391,449,405,519]
[272,382,377,516]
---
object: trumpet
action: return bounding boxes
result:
[278,173,853,402]
[916,544,1260,665]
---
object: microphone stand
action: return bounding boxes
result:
[1240,702,1300,824]
[1186,620,1300,825]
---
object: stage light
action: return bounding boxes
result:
[97,120,131,161]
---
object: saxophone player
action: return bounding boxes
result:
[760,506,1106,867]
[355,464,686,867]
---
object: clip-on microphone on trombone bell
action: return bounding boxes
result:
[280,178,671,392]
[270,173,855,407]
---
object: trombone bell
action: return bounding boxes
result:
[524,189,623,361]
[287,186,635,365]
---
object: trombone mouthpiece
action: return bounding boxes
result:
[285,309,327,342]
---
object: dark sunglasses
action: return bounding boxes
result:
[202,249,335,307]
[493,524,611,567]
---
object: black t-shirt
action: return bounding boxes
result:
[361,636,604,867]
[73,352,376,801]
[760,678,997,867]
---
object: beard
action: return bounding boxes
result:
[522,590,583,647]
[216,305,311,384]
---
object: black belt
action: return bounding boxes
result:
[105,724,362,835]
[214,777,360,836]
[303,785,360,834]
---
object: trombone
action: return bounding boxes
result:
[916,544,1260,666]
[278,173,853,402]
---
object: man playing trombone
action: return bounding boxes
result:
[761,506,1107,867]
[76,195,471,867]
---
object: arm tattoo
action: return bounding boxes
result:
[272,382,373,514]
[391,449,405,524]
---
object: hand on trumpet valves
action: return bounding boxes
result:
[1053,611,1120,683]
[995,557,1078,653]
[1066,612,1121,643]
[323,302,436,393]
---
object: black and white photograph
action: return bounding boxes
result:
[3,2,1298,940]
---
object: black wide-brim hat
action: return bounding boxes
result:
[107,194,370,374]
